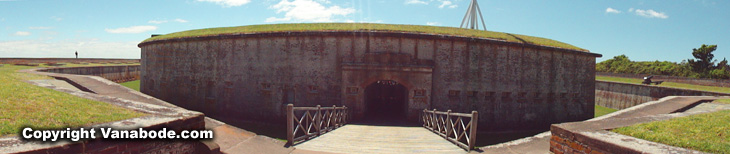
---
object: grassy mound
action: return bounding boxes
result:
[141,23,587,52]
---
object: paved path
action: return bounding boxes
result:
[295,125,466,154]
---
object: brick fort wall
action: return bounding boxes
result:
[138,31,601,131]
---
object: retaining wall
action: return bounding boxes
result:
[40,65,141,83]
[595,80,730,109]
[597,72,730,88]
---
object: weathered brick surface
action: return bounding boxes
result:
[139,31,600,131]
[551,135,596,154]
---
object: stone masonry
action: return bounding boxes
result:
[138,31,601,131]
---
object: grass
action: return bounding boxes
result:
[120,80,140,91]
[141,23,587,52]
[596,76,730,93]
[713,99,730,104]
[612,110,730,153]
[595,105,618,117]
[0,64,144,137]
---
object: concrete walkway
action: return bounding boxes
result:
[295,125,466,154]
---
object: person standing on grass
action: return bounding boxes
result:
[75,51,78,59]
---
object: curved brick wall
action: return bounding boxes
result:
[138,31,601,131]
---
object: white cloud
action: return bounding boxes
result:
[105,26,157,34]
[605,7,621,14]
[148,20,167,24]
[50,16,63,21]
[13,31,31,36]
[0,39,140,59]
[265,17,292,22]
[148,18,188,24]
[405,0,427,5]
[438,1,457,9]
[634,9,668,19]
[426,22,440,26]
[173,18,189,23]
[197,0,251,7]
[266,0,356,22]
[29,26,53,30]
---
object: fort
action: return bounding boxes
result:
[137,23,602,131]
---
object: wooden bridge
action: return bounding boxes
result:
[285,104,478,154]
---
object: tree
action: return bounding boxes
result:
[687,44,718,74]
[717,58,729,70]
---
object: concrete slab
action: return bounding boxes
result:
[475,132,551,154]
[224,136,293,154]
[30,79,82,91]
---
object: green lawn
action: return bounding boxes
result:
[142,23,587,52]
[713,99,730,104]
[120,80,140,91]
[596,76,730,93]
[594,105,618,117]
[0,64,144,137]
[612,109,730,153]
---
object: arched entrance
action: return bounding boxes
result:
[364,80,408,122]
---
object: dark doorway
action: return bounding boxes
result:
[363,80,408,124]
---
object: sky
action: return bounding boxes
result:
[1,0,728,63]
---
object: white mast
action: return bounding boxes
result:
[459,0,487,31]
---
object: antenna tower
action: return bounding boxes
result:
[460,0,487,31]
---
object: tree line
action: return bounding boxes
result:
[596,44,730,79]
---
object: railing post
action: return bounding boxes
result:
[343,106,347,124]
[422,109,427,127]
[469,111,478,150]
[315,105,321,135]
[432,109,438,132]
[286,104,294,146]
[446,110,452,137]
[331,105,336,128]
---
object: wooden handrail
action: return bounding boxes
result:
[286,104,348,146]
[422,109,478,151]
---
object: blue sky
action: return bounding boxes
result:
[1,0,728,63]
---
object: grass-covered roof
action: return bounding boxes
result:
[141,23,588,52]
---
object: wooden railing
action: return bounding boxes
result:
[286,104,348,146]
[422,109,478,151]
